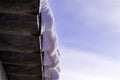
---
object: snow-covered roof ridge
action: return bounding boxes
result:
[41,0,60,80]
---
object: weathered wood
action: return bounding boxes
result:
[0,1,42,80]
[0,51,41,65]
[0,34,40,53]
[6,72,41,80]
[0,13,39,36]
[3,64,42,80]
[6,75,41,80]
[3,64,41,75]
[3,64,41,73]
[0,0,39,14]
[2,62,40,67]
[0,34,42,80]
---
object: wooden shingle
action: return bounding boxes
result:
[0,0,39,14]
[0,0,42,80]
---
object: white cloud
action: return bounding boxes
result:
[60,46,120,80]
[60,0,120,32]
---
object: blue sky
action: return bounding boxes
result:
[49,0,120,80]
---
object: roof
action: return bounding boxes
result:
[0,0,43,80]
